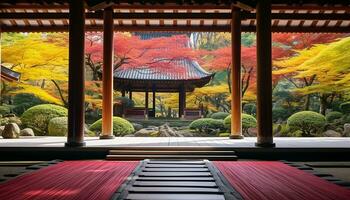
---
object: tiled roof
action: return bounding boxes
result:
[1,65,21,82]
[114,59,212,81]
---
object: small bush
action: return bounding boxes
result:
[13,94,46,116]
[224,114,257,133]
[243,103,256,116]
[48,117,67,136]
[340,102,350,114]
[210,112,230,120]
[287,111,326,137]
[189,118,225,134]
[115,97,135,108]
[0,105,11,116]
[90,117,135,136]
[325,111,343,123]
[21,104,68,136]
[273,107,292,122]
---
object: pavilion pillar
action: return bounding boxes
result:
[145,91,149,118]
[230,7,243,139]
[129,91,132,100]
[152,90,156,117]
[255,0,275,147]
[65,0,85,147]
[179,85,186,118]
[100,7,115,139]
[121,90,125,97]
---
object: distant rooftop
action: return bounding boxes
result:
[1,65,21,82]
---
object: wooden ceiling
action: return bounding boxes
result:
[0,0,349,33]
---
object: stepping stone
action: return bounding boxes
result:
[133,181,217,188]
[126,193,225,200]
[128,187,221,193]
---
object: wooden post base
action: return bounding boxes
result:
[255,142,276,148]
[65,141,86,147]
[99,135,115,139]
[229,135,244,139]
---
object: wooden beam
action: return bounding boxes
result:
[65,0,85,147]
[255,0,275,148]
[2,24,350,33]
[145,90,149,119]
[2,4,350,11]
[100,7,115,140]
[1,12,349,20]
[230,7,243,140]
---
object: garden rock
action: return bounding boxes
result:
[246,127,257,137]
[159,124,182,137]
[322,130,342,137]
[20,128,35,136]
[0,126,4,135]
[132,123,143,131]
[343,124,350,137]
[134,128,158,137]
[2,123,20,139]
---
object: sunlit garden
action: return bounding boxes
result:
[1,32,350,138]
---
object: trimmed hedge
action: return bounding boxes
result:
[224,114,257,133]
[21,104,68,136]
[0,105,11,116]
[340,102,350,114]
[90,117,135,136]
[287,111,326,137]
[210,112,230,120]
[325,111,343,123]
[48,117,68,136]
[189,118,225,134]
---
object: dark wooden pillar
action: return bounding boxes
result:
[179,85,186,118]
[66,0,85,147]
[121,90,125,97]
[152,90,156,116]
[256,0,275,147]
[145,91,149,118]
[129,91,132,100]
[100,7,114,139]
[230,7,243,139]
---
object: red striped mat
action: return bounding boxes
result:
[214,161,350,200]
[0,161,138,200]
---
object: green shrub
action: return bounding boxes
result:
[210,112,230,120]
[90,117,135,136]
[224,114,257,133]
[325,111,343,123]
[340,102,350,114]
[243,103,256,116]
[273,107,292,122]
[0,105,11,116]
[0,116,22,126]
[189,118,225,134]
[48,117,68,136]
[115,97,135,108]
[21,104,68,136]
[12,94,46,116]
[287,111,326,137]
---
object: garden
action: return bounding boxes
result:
[1,32,350,138]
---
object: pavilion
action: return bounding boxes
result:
[114,57,213,118]
[0,0,349,146]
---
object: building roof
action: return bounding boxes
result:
[115,59,212,81]
[114,59,214,92]
[0,1,349,33]
[1,65,21,82]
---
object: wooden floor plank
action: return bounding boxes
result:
[126,193,225,200]
[139,172,212,177]
[128,187,221,193]
[143,168,209,172]
[133,181,217,187]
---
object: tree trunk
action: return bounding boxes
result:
[304,94,311,110]
[319,94,328,115]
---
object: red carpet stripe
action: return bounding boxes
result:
[214,161,350,200]
[0,161,139,200]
